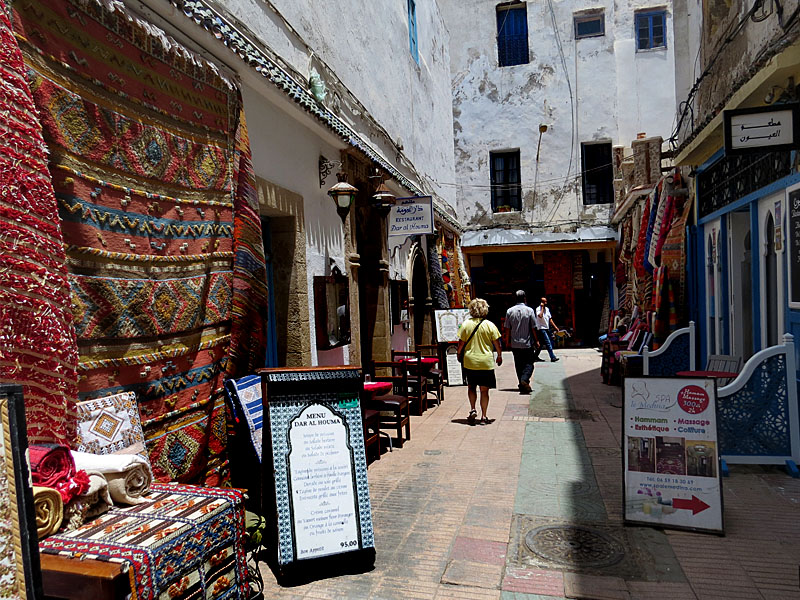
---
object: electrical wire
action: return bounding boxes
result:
[670,1,768,150]
[545,0,576,222]
[432,159,616,192]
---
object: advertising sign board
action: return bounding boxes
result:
[623,377,723,534]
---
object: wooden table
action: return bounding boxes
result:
[40,553,130,600]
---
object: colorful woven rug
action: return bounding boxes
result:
[12,0,269,485]
[40,482,248,600]
[0,7,79,445]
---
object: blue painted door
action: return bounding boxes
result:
[261,218,278,367]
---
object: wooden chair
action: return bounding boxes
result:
[362,407,381,463]
[369,360,411,447]
[705,354,742,387]
[416,343,444,405]
[391,350,429,415]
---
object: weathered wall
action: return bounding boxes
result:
[676,0,800,144]
[440,0,676,231]
[219,0,457,210]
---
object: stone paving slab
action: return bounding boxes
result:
[256,351,800,599]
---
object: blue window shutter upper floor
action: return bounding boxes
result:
[408,0,419,63]
[497,4,529,67]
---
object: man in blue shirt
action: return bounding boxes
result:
[503,290,537,394]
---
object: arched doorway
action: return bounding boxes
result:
[407,243,431,347]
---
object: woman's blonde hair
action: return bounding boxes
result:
[468,298,489,318]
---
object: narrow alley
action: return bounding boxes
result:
[258,351,800,600]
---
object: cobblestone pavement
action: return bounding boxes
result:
[258,350,800,599]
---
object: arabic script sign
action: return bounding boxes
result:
[724,104,799,155]
[388,196,434,245]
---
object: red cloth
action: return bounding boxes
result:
[29,444,89,503]
[363,381,393,395]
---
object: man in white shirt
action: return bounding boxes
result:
[533,296,560,363]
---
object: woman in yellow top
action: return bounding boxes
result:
[457,298,503,425]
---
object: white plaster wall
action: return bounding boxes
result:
[241,82,349,365]
[671,0,703,145]
[219,0,457,210]
[441,0,676,231]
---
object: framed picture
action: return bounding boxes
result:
[0,384,43,599]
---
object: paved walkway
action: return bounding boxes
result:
[258,350,800,599]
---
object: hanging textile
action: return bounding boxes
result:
[442,230,466,307]
[13,0,268,486]
[661,195,693,313]
[0,9,79,445]
[427,240,449,310]
[633,194,651,278]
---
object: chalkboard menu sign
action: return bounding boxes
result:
[259,367,375,582]
[789,184,800,308]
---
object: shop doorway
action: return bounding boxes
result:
[261,218,278,367]
[759,193,785,350]
[728,211,753,361]
[704,221,723,355]
[408,244,431,346]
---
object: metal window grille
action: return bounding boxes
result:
[497,5,529,67]
[697,150,792,218]
[581,143,614,205]
[490,151,522,211]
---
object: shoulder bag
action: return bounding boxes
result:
[457,318,485,364]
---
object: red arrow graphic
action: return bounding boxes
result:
[672,495,710,515]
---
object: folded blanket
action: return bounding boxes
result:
[62,470,113,531]
[29,444,89,504]
[33,486,63,538]
[71,452,152,505]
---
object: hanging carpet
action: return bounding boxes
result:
[0,7,79,445]
[12,0,268,485]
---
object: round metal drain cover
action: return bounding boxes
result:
[524,525,625,568]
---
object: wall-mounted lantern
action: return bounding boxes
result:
[327,175,358,222]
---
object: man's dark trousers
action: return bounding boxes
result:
[511,347,535,384]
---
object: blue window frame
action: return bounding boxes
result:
[574,13,605,39]
[636,10,666,50]
[408,0,419,64]
[490,151,522,211]
[496,4,529,67]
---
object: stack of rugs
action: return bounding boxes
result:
[32,444,248,599]
[30,444,152,538]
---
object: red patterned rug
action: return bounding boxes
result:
[0,8,79,445]
[12,0,269,485]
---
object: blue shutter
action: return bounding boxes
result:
[408,0,419,63]
[497,6,529,66]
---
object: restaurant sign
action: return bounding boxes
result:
[260,367,375,582]
[724,103,800,155]
[388,196,434,247]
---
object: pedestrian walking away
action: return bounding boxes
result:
[503,290,537,394]
[533,296,560,362]
[458,298,503,425]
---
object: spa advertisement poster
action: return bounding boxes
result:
[623,377,723,534]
